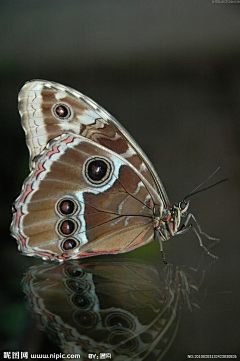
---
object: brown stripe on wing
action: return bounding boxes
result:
[41,89,87,120]
[80,220,154,255]
[24,230,61,254]
[84,165,154,217]
[82,164,155,251]
[81,120,128,154]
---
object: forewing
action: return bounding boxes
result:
[19,79,169,208]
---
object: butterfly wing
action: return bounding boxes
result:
[11,134,160,261]
[19,79,169,208]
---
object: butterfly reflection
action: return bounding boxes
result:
[22,258,199,360]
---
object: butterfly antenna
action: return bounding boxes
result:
[184,167,228,200]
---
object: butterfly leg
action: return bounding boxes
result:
[155,229,168,264]
[177,213,219,259]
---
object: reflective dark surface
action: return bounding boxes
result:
[22,258,201,360]
[3,240,239,360]
[1,237,239,359]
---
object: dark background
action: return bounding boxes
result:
[1,0,240,359]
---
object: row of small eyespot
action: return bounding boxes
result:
[56,198,79,251]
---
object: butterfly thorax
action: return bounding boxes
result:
[154,200,189,241]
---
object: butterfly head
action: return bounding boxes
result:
[178,200,190,217]
[168,200,190,229]
[168,200,189,220]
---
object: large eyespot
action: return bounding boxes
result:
[84,157,112,184]
[56,198,78,216]
[58,219,78,236]
[52,103,72,120]
[61,237,79,251]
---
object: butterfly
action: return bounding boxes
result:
[11,80,219,262]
